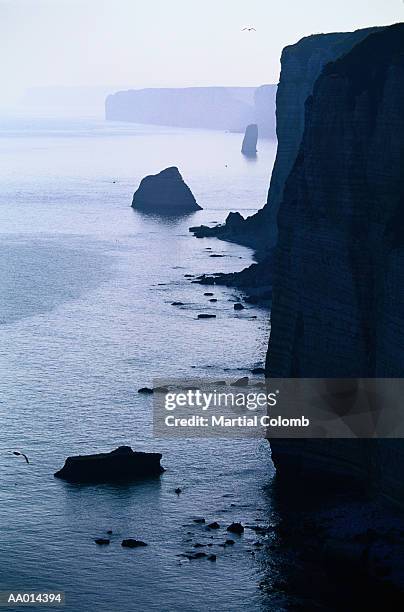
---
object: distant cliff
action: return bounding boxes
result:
[267,23,404,505]
[254,85,277,137]
[105,86,276,135]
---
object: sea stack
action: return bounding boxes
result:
[241,124,258,156]
[131,166,202,214]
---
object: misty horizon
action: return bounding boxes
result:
[1,0,403,109]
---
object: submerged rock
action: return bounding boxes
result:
[241,123,258,155]
[197,314,216,319]
[251,367,265,375]
[121,539,148,548]
[94,538,110,545]
[153,386,169,393]
[230,377,249,387]
[54,446,164,483]
[132,167,202,214]
[183,551,208,560]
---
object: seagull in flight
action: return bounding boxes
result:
[242,27,256,32]
[13,451,30,464]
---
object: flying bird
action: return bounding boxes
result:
[13,451,30,464]
[242,27,256,32]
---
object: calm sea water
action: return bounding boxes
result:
[0,114,280,611]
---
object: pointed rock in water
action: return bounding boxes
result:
[207,521,220,530]
[121,539,148,548]
[234,303,245,311]
[241,124,258,156]
[131,167,202,214]
[138,387,154,394]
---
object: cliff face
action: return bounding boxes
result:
[190,28,379,260]
[105,86,276,134]
[264,26,380,249]
[267,23,404,505]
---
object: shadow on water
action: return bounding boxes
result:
[241,152,258,162]
[257,474,404,611]
[56,477,163,497]
[56,477,164,522]
[131,208,201,227]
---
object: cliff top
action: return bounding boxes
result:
[282,25,383,63]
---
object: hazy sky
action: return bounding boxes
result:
[1,0,403,104]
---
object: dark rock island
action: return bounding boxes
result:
[132,167,202,214]
[241,124,258,156]
[54,446,165,483]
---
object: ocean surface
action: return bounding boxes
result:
[0,113,280,611]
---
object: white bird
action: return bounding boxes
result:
[242,27,256,32]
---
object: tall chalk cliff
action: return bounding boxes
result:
[191,28,380,258]
[267,23,404,505]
